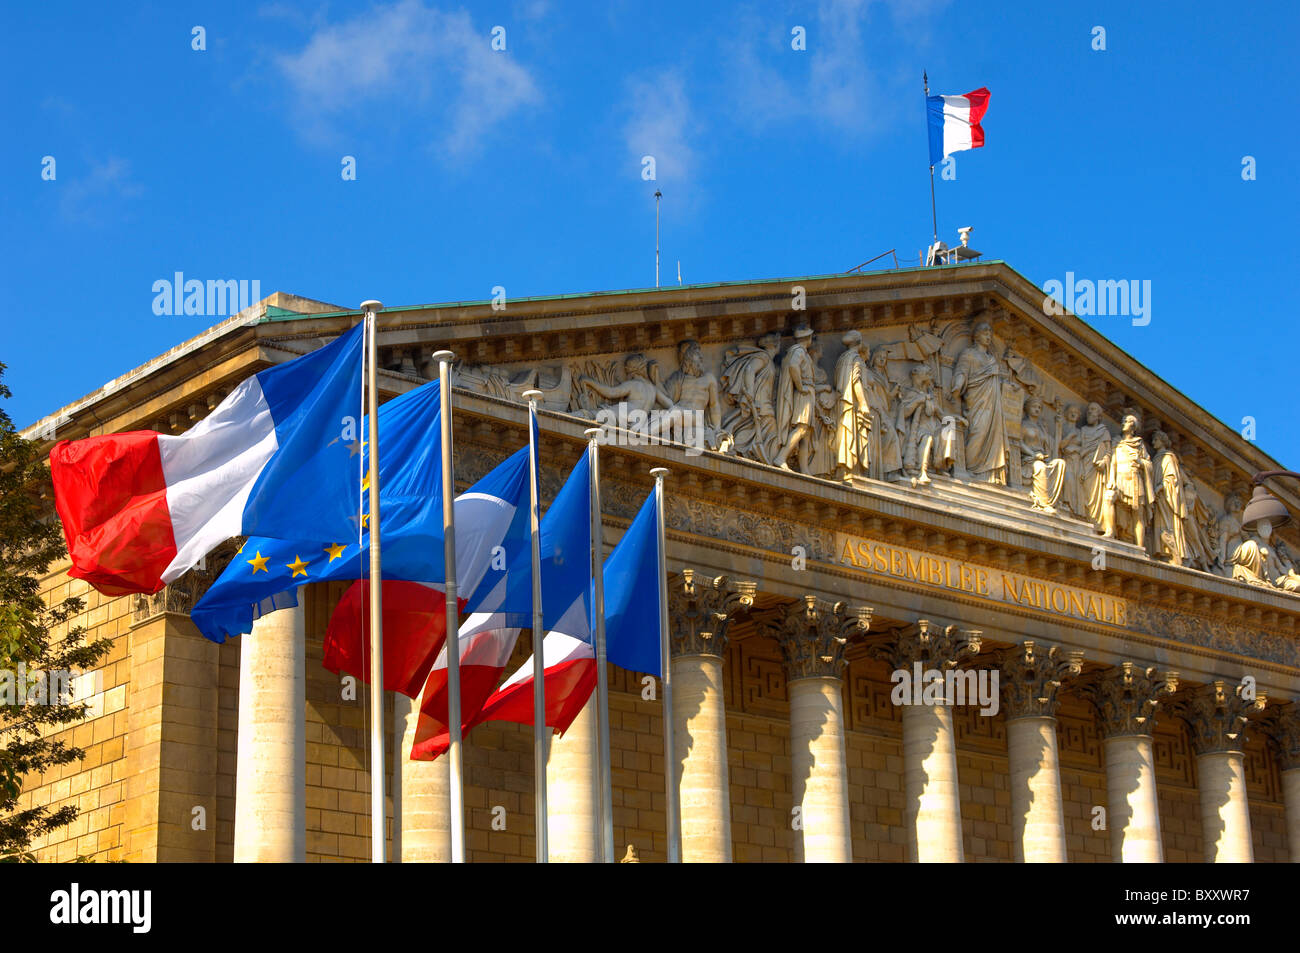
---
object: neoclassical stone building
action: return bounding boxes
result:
[18,261,1300,862]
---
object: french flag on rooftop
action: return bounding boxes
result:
[927,87,990,166]
[49,322,365,596]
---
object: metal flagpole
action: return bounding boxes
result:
[924,70,938,242]
[433,349,466,863]
[650,467,680,863]
[360,300,386,864]
[524,389,548,863]
[584,427,614,863]
[654,189,662,288]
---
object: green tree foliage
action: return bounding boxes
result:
[0,363,112,857]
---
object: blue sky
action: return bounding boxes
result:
[4,0,1297,466]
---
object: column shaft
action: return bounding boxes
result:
[671,654,732,862]
[1284,767,1300,863]
[395,692,451,862]
[1103,734,1163,862]
[789,677,852,863]
[546,697,600,862]
[1197,751,1254,863]
[902,703,964,862]
[233,595,306,863]
[1007,715,1067,862]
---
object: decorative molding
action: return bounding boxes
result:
[1255,703,1300,771]
[758,595,872,681]
[1169,680,1267,755]
[997,640,1084,719]
[869,618,982,671]
[667,569,756,659]
[1079,661,1179,738]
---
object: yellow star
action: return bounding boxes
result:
[361,512,370,530]
[361,471,370,492]
[287,555,310,578]
[247,551,269,573]
[324,542,347,562]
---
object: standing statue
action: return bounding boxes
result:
[896,364,950,486]
[1103,414,1154,549]
[946,321,1010,484]
[1056,404,1085,519]
[720,333,781,464]
[1180,477,1217,572]
[806,336,839,477]
[1150,430,1191,566]
[774,328,818,472]
[861,345,903,480]
[1078,402,1113,533]
[1215,493,1247,572]
[662,340,731,452]
[832,330,870,483]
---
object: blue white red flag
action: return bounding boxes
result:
[927,87,990,166]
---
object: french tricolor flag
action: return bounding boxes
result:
[927,87,990,166]
[50,323,364,596]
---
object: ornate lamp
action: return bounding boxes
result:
[1241,471,1300,531]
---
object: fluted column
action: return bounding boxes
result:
[395,691,451,862]
[546,698,600,862]
[1173,680,1266,863]
[1082,662,1177,863]
[763,596,872,863]
[234,592,306,863]
[667,570,755,863]
[872,620,980,863]
[998,641,1083,863]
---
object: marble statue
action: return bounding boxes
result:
[1056,404,1085,519]
[946,321,1010,484]
[862,345,903,480]
[1150,430,1190,566]
[662,339,731,453]
[774,327,818,472]
[1020,396,1066,513]
[1104,414,1154,549]
[578,353,672,415]
[897,364,950,486]
[832,330,870,483]
[805,336,839,477]
[720,334,781,464]
[1232,518,1300,591]
[1078,402,1113,533]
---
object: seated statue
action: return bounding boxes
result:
[1232,517,1300,591]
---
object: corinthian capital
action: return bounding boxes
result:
[998,641,1085,719]
[1171,680,1267,755]
[760,595,872,681]
[869,619,982,672]
[667,569,757,659]
[1255,703,1300,771]
[1080,662,1178,738]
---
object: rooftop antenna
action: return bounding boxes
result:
[654,189,662,288]
[677,260,682,286]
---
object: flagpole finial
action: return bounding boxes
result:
[359,300,383,315]
[583,427,603,443]
[522,389,543,402]
[432,349,455,362]
[650,467,670,479]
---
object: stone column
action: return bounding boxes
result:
[394,691,451,862]
[763,596,872,863]
[998,641,1084,863]
[1083,662,1178,863]
[1259,704,1300,863]
[546,698,600,862]
[667,570,755,863]
[1173,680,1266,863]
[872,620,981,863]
[233,591,306,863]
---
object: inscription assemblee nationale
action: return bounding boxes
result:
[835,534,1129,628]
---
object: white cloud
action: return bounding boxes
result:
[274,0,540,157]
[621,71,698,189]
[60,158,144,226]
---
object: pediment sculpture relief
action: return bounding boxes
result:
[450,316,1298,592]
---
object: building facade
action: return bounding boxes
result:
[18,262,1300,862]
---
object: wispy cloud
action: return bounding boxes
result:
[274,0,541,158]
[621,71,698,191]
[59,158,144,226]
